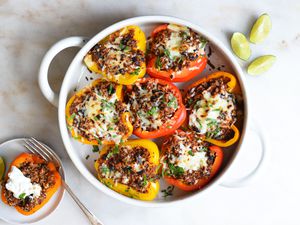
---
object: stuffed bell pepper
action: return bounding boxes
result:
[66,79,133,145]
[147,24,207,82]
[160,130,223,191]
[184,71,240,147]
[1,153,61,215]
[84,25,146,85]
[125,78,186,139]
[95,139,160,200]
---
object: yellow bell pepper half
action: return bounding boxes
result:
[83,25,146,85]
[95,139,160,201]
[65,79,133,145]
[187,71,240,148]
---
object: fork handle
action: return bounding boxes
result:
[62,180,104,225]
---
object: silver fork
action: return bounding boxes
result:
[23,137,103,225]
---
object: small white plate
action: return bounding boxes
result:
[0,138,65,224]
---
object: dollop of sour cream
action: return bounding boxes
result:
[5,166,42,199]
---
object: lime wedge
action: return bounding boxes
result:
[250,13,272,44]
[231,32,251,60]
[247,55,276,75]
[0,156,5,181]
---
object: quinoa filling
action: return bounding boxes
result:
[2,161,55,212]
[161,131,215,185]
[125,79,179,132]
[97,145,158,193]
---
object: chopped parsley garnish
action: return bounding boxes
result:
[130,67,141,75]
[141,174,148,187]
[19,193,26,200]
[68,113,76,121]
[108,84,114,95]
[164,49,171,58]
[196,118,203,129]
[85,155,90,160]
[155,56,162,70]
[119,43,129,51]
[213,108,221,112]
[167,94,178,109]
[147,106,158,116]
[92,145,99,152]
[94,137,102,145]
[161,185,174,198]
[188,150,194,156]
[106,145,119,159]
[168,164,184,177]
[101,165,109,174]
[200,38,208,49]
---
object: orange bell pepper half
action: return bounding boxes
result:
[147,24,207,82]
[185,71,240,147]
[128,78,186,139]
[161,131,223,191]
[1,153,61,215]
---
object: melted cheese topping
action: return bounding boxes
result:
[166,24,205,59]
[71,86,124,144]
[189,90,235,136]
[167,134,208,172]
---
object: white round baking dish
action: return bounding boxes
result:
[39,16,268,207]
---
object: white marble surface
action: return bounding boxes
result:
[1,0,300,224]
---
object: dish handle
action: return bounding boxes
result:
[39,36,88,107]
[220,120,268,188]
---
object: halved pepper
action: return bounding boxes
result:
[147,24,207,82]
[84,25,146,85]
[161,130,223,191]
[127,78,186,139]
[185,71,240,147]
[94,139,160,201]
[1,153,61,215]
[66,79,133,145]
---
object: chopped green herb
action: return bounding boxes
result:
[19,193,26,200]
[92,145,99,153]
[161,185,174,198]
[141,174,148,187]
[147,106,158,116]
[196,118,203,129]
[94,137,102,145]
[107,144,119,159]
[108,84,114,95]
[130,67,141,75]
[68,113,76,121]
[200,39,208,49]
[167,95,178,109]
[168,164,184,177]
[119,43,127,51]
[93,116,99,121]
[164,49,171,58]
[188,150,194,156]
[101,165,109,174]
[155,56,162,70]
[85,155,90,160]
